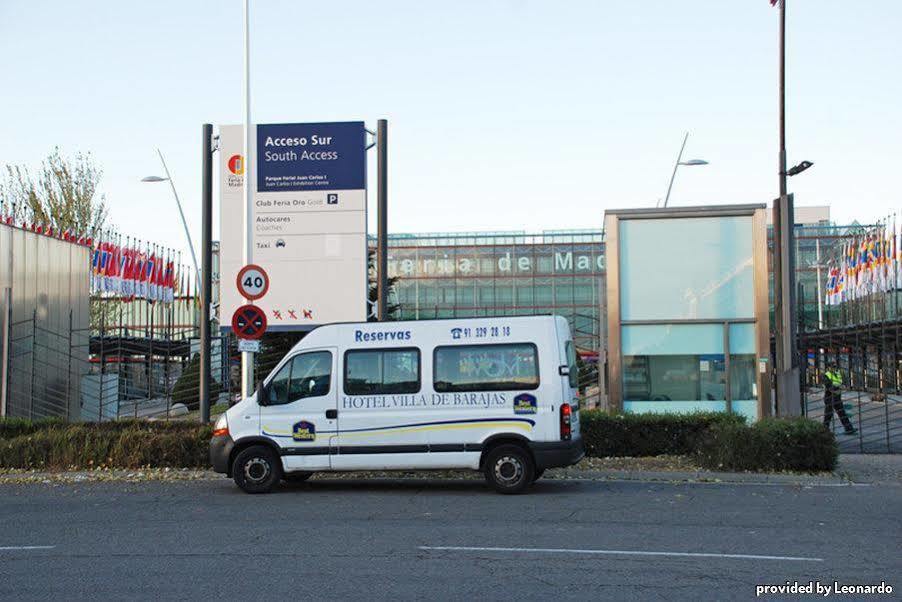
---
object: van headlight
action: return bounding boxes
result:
[212,413,229,437]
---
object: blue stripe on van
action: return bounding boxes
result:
[262,416,535,439]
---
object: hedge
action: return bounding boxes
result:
[0,419,211,470]
[579,410,746,457]
[695,417,838,472]
[0,414,838,473]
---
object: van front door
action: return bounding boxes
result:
[259,348,338,471]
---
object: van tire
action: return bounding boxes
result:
[483,444,535,494]
[283,471,313,483]
[233,445,282,494]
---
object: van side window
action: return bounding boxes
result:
[565,341,579,389]
[265,351,332,405]
[344,348,420,395]
[434,343,539,392]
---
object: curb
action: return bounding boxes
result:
[0,467,852,486]
[548,468,850,485]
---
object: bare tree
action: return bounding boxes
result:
[1,147,107,238]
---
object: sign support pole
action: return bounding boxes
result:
[241,0,255,398]
[200,123,213,423]
[377,119,388,321]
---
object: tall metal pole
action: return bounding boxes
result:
[0,288,11,417]
[241,0,255,398]
[376,119,388,321]
[662,132,688,208]
[200,124,213,423]
[156,149,200,287]
[773,0,801,415]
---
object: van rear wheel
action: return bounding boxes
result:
[484,444,535,494]
[233,445,282,494]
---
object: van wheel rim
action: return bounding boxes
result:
[494,456,523,484]
[245,457,270,483]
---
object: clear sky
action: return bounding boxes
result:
[1,1,899,258]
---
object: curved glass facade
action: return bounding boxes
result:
[379,230,604,354]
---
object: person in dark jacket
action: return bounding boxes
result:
[823,365,856,435]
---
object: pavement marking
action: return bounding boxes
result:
[0,546,55,551]
[419,546,823,562]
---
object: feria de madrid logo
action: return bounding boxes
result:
[227,154,244,175]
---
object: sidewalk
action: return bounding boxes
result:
[834,453,902,484]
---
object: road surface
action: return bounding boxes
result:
[1,477,899,600]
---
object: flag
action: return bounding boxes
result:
[837,245,846,304]
[826,267,839,306]
[163,258,175,303]
[134,251,146,299]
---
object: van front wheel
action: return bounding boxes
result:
[233,445,282,494]
[484,444,535,494]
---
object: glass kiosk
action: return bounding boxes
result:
[603,205,770,421]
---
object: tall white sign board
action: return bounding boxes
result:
[219,122,367,331]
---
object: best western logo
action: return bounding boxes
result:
[292,421,316,442]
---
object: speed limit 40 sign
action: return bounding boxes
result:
[236,264,269,301]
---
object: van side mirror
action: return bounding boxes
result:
[256,380,266,406]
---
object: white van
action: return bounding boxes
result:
[211,315,584,494]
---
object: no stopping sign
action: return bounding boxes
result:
[236,264,269,301]
[232,304,267,340]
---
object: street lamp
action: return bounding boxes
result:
[141,149,201,287]
[662,132,709,207]
[784,160,813,177]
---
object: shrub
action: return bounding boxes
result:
[695,417,838,472]
[171,354,222,410]
[579,410,746,457]
[0,420,212,470]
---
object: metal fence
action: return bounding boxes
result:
[0,305,325,422]
[801,323,902,453]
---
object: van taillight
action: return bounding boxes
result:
[560,403,572,441]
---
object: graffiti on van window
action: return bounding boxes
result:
[460,351,530,379]
[450,325,511,340]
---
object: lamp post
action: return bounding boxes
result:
[662,132,709,208]
[141,149,201,286]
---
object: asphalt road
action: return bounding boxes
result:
[1,477,899,601]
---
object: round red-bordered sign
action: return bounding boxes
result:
[231,304,268,340]
[236,264,269,301]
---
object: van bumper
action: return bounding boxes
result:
[529,438,585,471]
[210,434,235,475]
